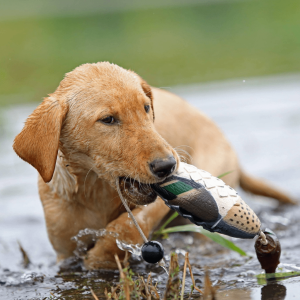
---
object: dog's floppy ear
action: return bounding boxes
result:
[140,78,155,121]
[13,97,68,183]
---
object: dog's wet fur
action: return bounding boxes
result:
[13,62,295,269]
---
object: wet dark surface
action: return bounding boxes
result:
[1,74,300,299]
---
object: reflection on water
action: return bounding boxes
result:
[261,283,286,300]
[217,282,287,300]
[1,74,300,299]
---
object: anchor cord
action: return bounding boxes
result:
[116,178,148,243]
[115,178,168,273]
[259,230,268,245]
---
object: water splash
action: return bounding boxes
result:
[158,258,169,275]
[116,239,142,256]
[71,228,119,256]
[116,239,169,275]
[4,272,44,287]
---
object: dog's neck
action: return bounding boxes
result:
[48,151,120,211]
[45,151,127,227]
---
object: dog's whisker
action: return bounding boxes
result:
[174,144,194,151]
[175,149,193,164]
[174,145,194,164]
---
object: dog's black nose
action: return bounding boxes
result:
[150,156,176,178]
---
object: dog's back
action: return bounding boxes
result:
[153,87,295,204]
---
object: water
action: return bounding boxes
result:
[72,229,119,257]
[1,73,300,299]
[116,239,142,256]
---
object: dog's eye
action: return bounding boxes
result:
[100,116,115,124]
[144,105,150,113]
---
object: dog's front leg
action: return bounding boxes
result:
[84,197,169,269]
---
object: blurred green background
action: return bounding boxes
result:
[0,0,299,106]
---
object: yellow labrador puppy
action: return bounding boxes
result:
[13,62,295,269]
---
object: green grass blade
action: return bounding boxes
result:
[159,212,179,232]
[256,271,300,285]
[152,211,179,239]
[161,224,247,256]
[217,171,234,179]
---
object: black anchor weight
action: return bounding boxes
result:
[141,241,164,264]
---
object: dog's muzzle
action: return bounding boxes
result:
[118,177,157,205]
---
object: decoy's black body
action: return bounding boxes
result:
[141,241,164,264]
[152,176,219,222]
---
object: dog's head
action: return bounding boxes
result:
[13,62,179,205]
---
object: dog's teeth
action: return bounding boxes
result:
[152,162,261,239]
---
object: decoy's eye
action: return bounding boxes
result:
[100,116,115,124]
[144,105,150,113]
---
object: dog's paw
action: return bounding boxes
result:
[83,233,125,270]
[84,212,148,270]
